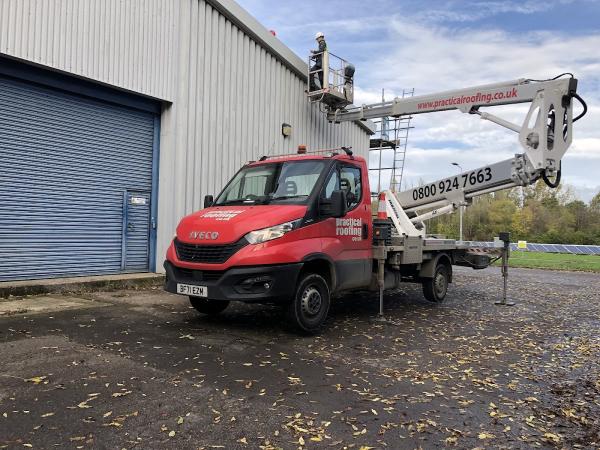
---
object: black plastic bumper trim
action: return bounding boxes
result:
[163,261,303,303]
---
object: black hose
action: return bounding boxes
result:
[542,164,562,188]
[525,73,574,82]
[525,73,586,122]
[572,92,587,122]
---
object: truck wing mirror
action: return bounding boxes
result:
[320,190,347,218]
[204,195,214,208]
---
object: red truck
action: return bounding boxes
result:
[164,148,489,333]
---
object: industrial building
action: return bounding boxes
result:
[0,0,372,281]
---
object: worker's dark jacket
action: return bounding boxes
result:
[313,40,327,67]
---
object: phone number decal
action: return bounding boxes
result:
[411,168,492,202]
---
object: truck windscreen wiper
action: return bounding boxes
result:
[216,197,270,206]
[269,195,309,202]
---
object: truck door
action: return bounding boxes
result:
[320,162,372,290]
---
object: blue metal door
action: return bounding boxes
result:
[122,190,151,272]
[0,74,157,281]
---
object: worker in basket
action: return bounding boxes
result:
[310,32,327,91]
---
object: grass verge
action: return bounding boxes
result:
[495,251,600,272]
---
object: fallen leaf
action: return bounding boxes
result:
[111,391,132,398]
[179,334,195,340]
[106,421,123,428]
[478,432,495,439]
[543,433,561,444]
[168,430,175,437]
[445,436,458,445]
[25,376,47,384]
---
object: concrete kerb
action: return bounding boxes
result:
[0,273,165,299]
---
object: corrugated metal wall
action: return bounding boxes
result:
[0,0,371,274]
[0,0,177,101]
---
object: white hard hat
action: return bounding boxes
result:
[315,32,324,40]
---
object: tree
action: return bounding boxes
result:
[423,182,600,245]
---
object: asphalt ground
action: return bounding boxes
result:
[1,267,599,449]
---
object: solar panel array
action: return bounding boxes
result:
[465,241,600,255]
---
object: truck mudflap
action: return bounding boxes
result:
[164,261,303,303]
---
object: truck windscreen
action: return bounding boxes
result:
[214,160,327,206]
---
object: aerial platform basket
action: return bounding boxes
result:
[307,50,355,111]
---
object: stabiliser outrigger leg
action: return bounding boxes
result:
[495,232,516,306]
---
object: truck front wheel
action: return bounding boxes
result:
[422,262,450,303]
[189,297,230,315]
[286,273,330,334]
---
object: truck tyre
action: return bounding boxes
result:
[422,262,450,303]
[286,273,330,334]
[189,297,230,315]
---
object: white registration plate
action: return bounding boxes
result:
[176,283,208,297]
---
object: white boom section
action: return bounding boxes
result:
[384,163,522,237]
[398,156,529,211]
[342,77,580,238]
[392,157,528,235]
[328,77,577,176]
[383,190,423,237]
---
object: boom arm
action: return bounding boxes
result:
[382,153,554,238]
[383,76,583,233]
[328,76,579,178]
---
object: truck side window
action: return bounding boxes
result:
[340,165,362,209]
[322,169,339,200]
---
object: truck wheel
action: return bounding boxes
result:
[189,297,230,315]
[286,273,330,334]
[422,262,450,303]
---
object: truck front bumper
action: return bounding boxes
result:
[164,260,302,303]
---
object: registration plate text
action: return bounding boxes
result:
[176,283,207,297]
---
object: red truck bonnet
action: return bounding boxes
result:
[175,204,307,244]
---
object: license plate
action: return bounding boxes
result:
[176,283,208,297]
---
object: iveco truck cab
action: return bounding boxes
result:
[164,149,376,332]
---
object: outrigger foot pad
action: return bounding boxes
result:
[494,299,516,306]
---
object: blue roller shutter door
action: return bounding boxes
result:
[0,75,156,281]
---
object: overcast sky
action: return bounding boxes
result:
[237,0,599,201]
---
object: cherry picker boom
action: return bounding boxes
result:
[306,50,587,236]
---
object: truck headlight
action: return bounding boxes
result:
[244,219,302,244]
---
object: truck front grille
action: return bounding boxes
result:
[177,267,226,282]
[174,238,247,264]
